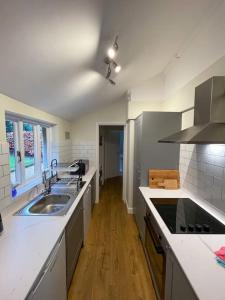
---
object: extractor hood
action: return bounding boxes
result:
[159,76,225,144]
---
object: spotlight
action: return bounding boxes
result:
[104,35,121,85]
[115,65,121,73]
[107,47,116,59]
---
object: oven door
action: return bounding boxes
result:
[144,214,166,300]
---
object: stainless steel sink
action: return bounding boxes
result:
[29,194,71,214]
[15,193,73,216]
[14,180,86,217]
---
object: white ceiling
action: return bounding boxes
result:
[0,0,219,120]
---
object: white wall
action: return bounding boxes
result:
[0,93,72,163]
[130,73,165,103]
[128,74,164,119]
[128,100,162,120]
[126,120,134,213]
[71,99,128,165]
[162,54,225,113]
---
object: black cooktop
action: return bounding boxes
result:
[150,198,225,234]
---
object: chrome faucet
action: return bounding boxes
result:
[42,170,51,194]
[50,159,58,179]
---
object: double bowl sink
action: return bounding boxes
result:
[15,181,86,216]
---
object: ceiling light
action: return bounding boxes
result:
[104,35,121,85]
[115,65,121,73]
[107,47,116,59]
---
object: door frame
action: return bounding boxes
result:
[96,122,127,203]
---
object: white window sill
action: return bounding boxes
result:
[14,177,43,199]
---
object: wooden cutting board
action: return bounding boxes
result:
[149,169,180,189]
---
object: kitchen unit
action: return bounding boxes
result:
[165,248,198,300]
[83,183,92,241]
[143,198,201,300]
[140,187,225,300]
[91,174,96,211]
[66,198,84,289]
[0,168,96,300]
[140,192,199,300]
[26,234,67,300]
[133,112,181,243]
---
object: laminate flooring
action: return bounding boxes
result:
[68,177,156,300]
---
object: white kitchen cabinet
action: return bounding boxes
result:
[165,248,198,300]
[26,233,67,300]
[83,184,92,241]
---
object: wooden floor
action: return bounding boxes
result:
[68,177,156,300]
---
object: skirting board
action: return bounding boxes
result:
[126,204,134,214]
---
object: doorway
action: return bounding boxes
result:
[96,123,127,203]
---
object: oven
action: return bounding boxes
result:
[144,206,166,300]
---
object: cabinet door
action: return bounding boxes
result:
[83,184,92,241]
[135,190,146,242]
[133,115,143,218]
[141,112,181,186]
[66,200,83,289]
[91,174,96,211]
[165,250,198,300]
[27,234,67,300]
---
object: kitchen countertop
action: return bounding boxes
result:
[140,187,225,300]
[0,167,96,300]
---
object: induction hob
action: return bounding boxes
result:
[150,198,225,234]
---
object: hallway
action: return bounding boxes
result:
[68,177,156,300]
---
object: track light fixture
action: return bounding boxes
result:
[104,35,121,85]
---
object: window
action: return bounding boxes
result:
[23,122,35,180]
[40,126,48,171]
[6,120,19,185]
[5,114,51,188]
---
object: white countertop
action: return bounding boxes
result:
[0,167,96,300]
[140,187,225,300]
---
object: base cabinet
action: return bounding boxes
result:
[91,174,96,211]
[83,184,92,241]
[165,249,198,300]
[134,191,146,242]
[26,234,67,300]
[66,199,84,289]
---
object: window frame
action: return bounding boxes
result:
[5,113,53,193]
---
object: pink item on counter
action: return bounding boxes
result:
[215,246,225,261]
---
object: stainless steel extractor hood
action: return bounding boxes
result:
[159,76,225,144]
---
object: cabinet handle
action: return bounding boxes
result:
[45,233,63,270]
[30,269,47,296]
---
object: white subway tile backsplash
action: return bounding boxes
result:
[0,154,9,166]
[1,142,9,154]
[0,188,4,200]
[72,144,96,165]
[4,185,11,197]
[180,144,225,214]
[0,175,10,188]
[0,142,11,211]
[0,167,3,178]
[3,165,10,176]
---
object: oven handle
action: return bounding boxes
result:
[144,216,164,254]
